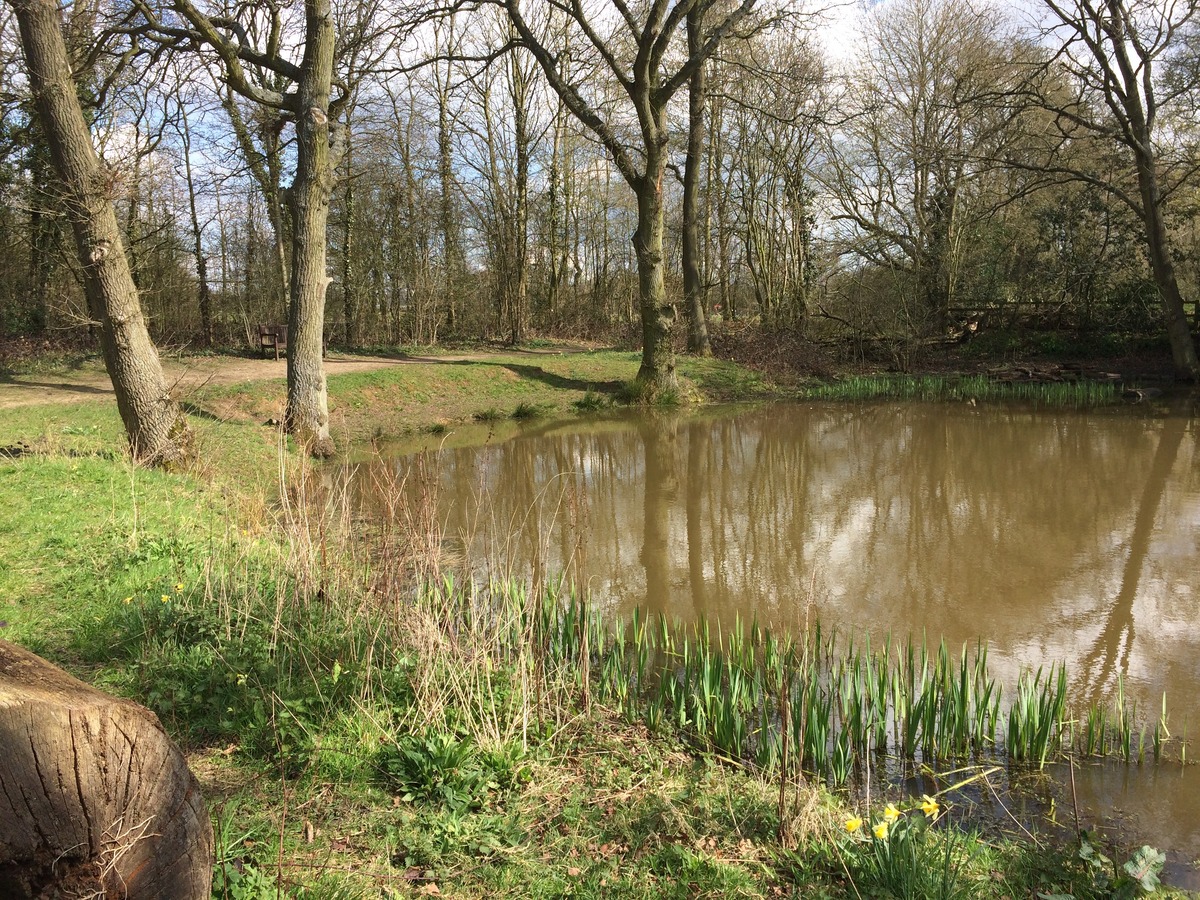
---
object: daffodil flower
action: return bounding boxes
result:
[844,816,863,834]
[883,803,900,823]
[920,795,939,818]
[873,821,888,840]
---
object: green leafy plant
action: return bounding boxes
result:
[212,810,276,900]
[378,731,527,813]
[842,801,972,900]
[1052,835,1167,900]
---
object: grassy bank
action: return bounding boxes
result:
[0,349,1187,898]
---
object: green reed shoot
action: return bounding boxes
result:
[450,585,1177,784]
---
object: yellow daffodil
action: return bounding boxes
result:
[883,803,900,823]
[873,822,888,840]
[920,795,939,818]
[175,582,184,593]
[160,594,170,603]
[844,817,863,834]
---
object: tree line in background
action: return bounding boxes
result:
[2,0,1199,459]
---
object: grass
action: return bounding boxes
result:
[0,345,1189,899]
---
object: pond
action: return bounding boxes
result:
[350,399,1200,884]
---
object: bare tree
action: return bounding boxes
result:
[820,0,1024,335]
[131,0,394,453]
[1038,0,1200,380]
[8,0,191,465]
[499,0,766,395]
[172,70,216,345]
[722,31,825,328]
[681,4,712,355]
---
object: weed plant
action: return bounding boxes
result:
[511,401,550,420]
[572,389,609,412]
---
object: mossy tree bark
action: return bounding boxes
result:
[10,0,192,465]
[285,0,336,457]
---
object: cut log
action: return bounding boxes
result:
[0,640,213,899]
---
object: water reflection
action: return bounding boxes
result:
[360,402,1199,696]
[353,401,1200,868]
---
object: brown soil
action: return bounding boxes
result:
[0,348,580,411]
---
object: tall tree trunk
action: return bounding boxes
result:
[266,131,291,321]
[436,47,460,333]
[223,90,290,319]
[510,47,530,346]
[633,145,678,395]
[1136,154,1199,380]
[342,136,357,348]
[27,139,55,333]
[682,10,712,357]
[285,0,335,457]
[179,101,212,346]
[11,0,191,466]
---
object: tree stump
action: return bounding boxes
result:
[0,640,213,899]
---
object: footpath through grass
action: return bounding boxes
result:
[0,347,1181,899]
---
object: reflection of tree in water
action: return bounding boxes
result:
[348,405,1197,669]
[639,416,679,616]
[1074,413,1188,706]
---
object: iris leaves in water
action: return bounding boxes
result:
[800,375,1118,407]
[516,589,1176,787]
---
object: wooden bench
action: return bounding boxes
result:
[258,324,288,360]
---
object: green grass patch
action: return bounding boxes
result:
[0,347,1187,899]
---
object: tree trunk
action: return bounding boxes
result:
[342,137,358,349]
[682,10,712,357]
[0,640,213,899]
[27,138,55,333]
[11,0,191,466]
[180,102,213,346]
[510,47,530,346]
[285,0,336,457]
[633,146,678,396]
[1136,154,1200,381]
[436,43,461,334]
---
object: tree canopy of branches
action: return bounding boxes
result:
[498,0,768,395]
[1037,0,1200,380]
[2,0,1199,391]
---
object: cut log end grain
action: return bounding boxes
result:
[0,640,213,899]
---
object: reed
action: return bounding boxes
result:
[491,593,1178,785]
[801,374,1118,407]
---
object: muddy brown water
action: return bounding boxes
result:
[350,400,1200,883]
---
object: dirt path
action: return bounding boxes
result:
[0,349,578,410]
